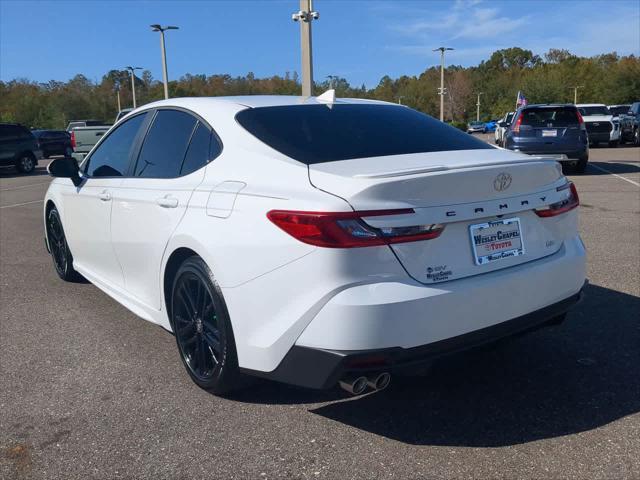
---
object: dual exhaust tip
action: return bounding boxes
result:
[339,372,391,395]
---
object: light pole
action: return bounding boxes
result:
[326,75,336,90]
[115,80,121,112]
[476,92,484,121]
[568,85,583,104]
[150,24,179,99]
[433,47,454,122]
[292,0,319,96]
[125,66,142,108]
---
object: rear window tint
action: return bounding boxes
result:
[519,107,580,127]
[236,104,492,164]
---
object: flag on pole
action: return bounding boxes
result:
[516,91,528,108]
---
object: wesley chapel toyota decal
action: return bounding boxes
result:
[493,172,512,191]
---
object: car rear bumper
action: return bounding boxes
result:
[509,146,587,160]
[249,285,585,390]
[244,236,586,389]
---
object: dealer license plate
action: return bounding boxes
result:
[470,218,525,266]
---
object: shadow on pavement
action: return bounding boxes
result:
[232,284,640,446]
[0,165,50,178]
[584,161,640,175]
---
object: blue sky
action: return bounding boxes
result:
[1,0,639,88]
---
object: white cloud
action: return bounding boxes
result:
[392,1,528,41]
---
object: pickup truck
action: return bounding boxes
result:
[620,102,640,146]
[70,125,110,162]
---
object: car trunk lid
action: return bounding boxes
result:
[309,149,570,284]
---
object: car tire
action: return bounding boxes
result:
[634,128,640,147]
[171,256,242,395]
[46,207,83,282]
[574,156,588,174]
[15,153,36,174]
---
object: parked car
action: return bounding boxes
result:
[45,96,586,395]
[69,125,111,162]
[577,104,621,147]
[0,123,43,174]
[467,121,486,133]
[32,130,73,158]
[484,120,497,132]
[620,101,640,146]
[494,112,515,145]
[503,104,589,173]
[66,119,107,132]
[608,104,631,118]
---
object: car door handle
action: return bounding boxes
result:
[98,191,111,202]
[156,196,178,208]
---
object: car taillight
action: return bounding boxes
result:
[267,209,445,248]
[535,182,579,217]
[576,109,584,125]
[70,131,76,149]
[512,113,523,133]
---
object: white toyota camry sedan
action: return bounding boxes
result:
[44,95,586,395]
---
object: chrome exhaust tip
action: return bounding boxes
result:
[339,375,368,395]
[367,372,391,391]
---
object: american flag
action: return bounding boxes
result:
[516,91,528,107]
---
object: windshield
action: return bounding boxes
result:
[236,104,493,164]
[608,106,630,116]
[505,113,514,123]
[578,106,610,116]
[519,107,581,127]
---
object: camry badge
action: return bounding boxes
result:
[493,172,512,192]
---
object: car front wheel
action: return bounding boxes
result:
[46,207,82,282]
[171,256,242,394]
[16,154,36,174]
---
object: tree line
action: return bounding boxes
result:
[1,47,639,130]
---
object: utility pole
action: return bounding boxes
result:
[292,0,319,96]
[476,92,484,121]
[151,25,179,99]
[568,85,584,104]
[125,66,142,108]
[433,47,454,121]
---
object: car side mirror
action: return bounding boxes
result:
[48,157,82,186]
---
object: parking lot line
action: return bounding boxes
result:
[0,181,51,192]
[0,199,43,209]
[588,163,640,187]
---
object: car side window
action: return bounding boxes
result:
[134,110,197,179]
[85,113,147,178]
[180,122,212,176]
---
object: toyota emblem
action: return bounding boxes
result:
[493,173,512,191]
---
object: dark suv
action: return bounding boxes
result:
[0,123,43,174]
[32,130,73,158]
[503,104,589,173]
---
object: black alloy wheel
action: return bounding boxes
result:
[171,256,240,393]
[46,207,81,281]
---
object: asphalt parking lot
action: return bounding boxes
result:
[1,145,639,479]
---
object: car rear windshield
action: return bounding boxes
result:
[236,103,493,164]
[608,106,630,116]
[578,106,610,116]
[519,107,581,127]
